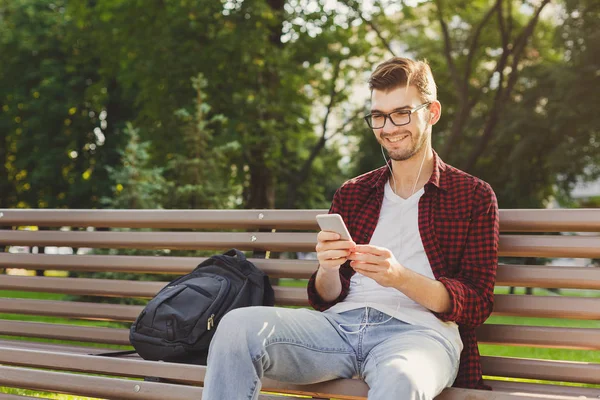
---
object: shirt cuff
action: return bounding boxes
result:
[307,267,350,312]
[433,277,464,322]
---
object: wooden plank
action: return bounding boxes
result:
[2,293,598,322]
[477,324,600,350]
[481,356,600,384]
[0,347,585,400]
[0,394,46,400]
[0,346,595,399]
[437,388,586,399]
[493,295,600,320]
[2,208,600,232]
[0,263,311,301]
[487,380,600,398]
[0,253,316,278]
[4,230,600,258]
[0,346,202,385]
[0,275,166,298]
[498,209,600,233]
[0,230,318,252]
[0,320,130,345]
[0,298,142,321]
[0,275,310,302]
[0,365,307,400]
[495,264,600,290]
[499,235,600,258]
[0,365,202,400]
[0,287,308,320]
[0,209,324,230]
[0,338,131,355]
[4,253,600,290]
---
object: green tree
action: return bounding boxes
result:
[163,74,234,209]
[101,123,167,209]
[0,0,130,209]
[346,0,599,207]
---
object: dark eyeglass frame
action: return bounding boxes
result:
[364,102,431,129]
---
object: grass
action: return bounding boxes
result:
[2,278,599,397]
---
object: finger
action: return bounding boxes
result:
[319,249,352,262]
[317,239,356,253]
[354,244,389,256]
[352,267,378,280]
[347,252,380,263]
[350,261,384,273]
[317,231,341,242]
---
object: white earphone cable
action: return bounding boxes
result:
[339,146,427,335]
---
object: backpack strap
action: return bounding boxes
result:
[91,349,137,357]
[223,248,246,261]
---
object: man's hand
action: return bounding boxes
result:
[347,244,407,288]
[314,231,356,302]
[315,231,356,272]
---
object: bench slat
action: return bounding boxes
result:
[497,209,600,233]
[4,253,600,289]
[0,394,43,400]
[0,347,593,400]
[486,380,600,398]
[3,208,600,232]
[493,294,600,319]
[2,293,599,321]
[499,234,600,258]
[0,320,130,345]
[0,338,129,355]
[0,209,325,230]
[0,274,167,298]
[481,355,600,385]
[0,253,316,278]
[0,276,310,306]
[0,346,201,385]
[495,264,600,290]
[0,365,203,400]
[0,365,309,400]
[3,230,600,258]
[4,263,600,294]
[0,230,318,252]
[0,297,142,321]
[476,324,600,350]
[2,318,599,351]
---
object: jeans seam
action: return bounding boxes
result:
[264,339,354,354]
[248,378,259,400]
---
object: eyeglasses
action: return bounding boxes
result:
[364,102,431,129]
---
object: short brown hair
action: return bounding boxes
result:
[368,57,437,102]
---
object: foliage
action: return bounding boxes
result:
[347,0,599,208]
[1,0,598,211]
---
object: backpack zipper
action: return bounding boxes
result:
[207,314,215,330]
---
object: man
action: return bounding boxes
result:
[202,57,499,400]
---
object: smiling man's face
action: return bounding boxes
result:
[370,85,432,161]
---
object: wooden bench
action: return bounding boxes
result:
[0,208,599,400]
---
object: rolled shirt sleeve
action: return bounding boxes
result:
[433,182,499,328]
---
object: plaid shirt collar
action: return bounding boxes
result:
[362,149,448,194]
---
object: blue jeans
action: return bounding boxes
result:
[201,307,460,400]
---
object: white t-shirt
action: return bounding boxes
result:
[326,181,463,355]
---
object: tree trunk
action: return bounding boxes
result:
[244,149,275,209]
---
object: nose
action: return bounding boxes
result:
[381,116,396,134]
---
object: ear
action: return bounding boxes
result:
[429,101,442,125]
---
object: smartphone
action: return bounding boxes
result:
[316,213,352,241]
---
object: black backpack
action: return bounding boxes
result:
[129,249,274,364]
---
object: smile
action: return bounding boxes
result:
[386,134,409,143]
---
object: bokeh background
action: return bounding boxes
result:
[1,0,598,212]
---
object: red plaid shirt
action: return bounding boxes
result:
[307,150,499,390]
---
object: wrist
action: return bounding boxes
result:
[318,264,340,277]
[393,264,411,292]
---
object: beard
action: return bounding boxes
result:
[380,128,428,161]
